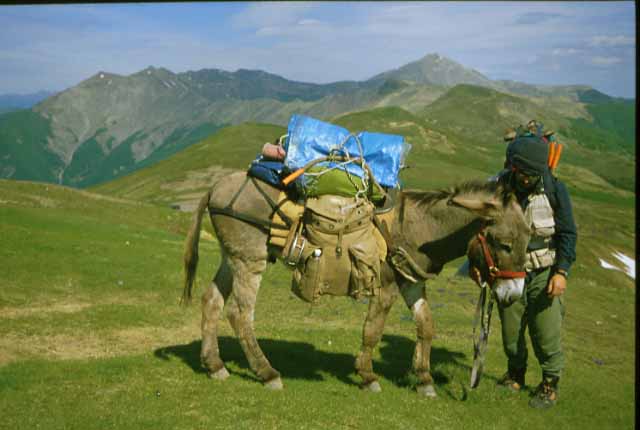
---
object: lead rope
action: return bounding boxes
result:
[470,279,494,388]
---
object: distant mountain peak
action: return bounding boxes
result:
[79,71,122,86]
[368,52,495,88]
[422,53,448,62]
[130,66,175,78]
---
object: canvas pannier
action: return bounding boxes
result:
[291,195,381,302]
[302,165,386,204]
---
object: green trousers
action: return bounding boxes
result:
[497,267,565,379]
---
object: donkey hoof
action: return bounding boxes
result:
[264,377,284,390]
[208,367,230,381]
[417,384,437,398]
[362,381,382,393]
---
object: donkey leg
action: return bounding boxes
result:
[201,252,233,380]
[355,285,399,392]
[400,282,437,397]
[225,256,282,389]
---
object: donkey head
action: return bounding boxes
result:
[450,186,531,305]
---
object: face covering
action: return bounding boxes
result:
[513,170,540,192]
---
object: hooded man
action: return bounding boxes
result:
[494,124,577,409]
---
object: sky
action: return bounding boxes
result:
[0,2,636,97]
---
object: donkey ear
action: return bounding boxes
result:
[449,196,502,219]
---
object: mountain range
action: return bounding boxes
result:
[0,53,634,188]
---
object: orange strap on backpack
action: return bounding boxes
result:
[551,143,563,169]
[547,141,563,170]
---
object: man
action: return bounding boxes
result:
[495,123,577,409]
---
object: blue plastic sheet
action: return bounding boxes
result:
[283,114,410,188]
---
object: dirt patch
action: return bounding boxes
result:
[1,302,93,319]
[0,292,233,366]
[200,230,216,242]
[0,199,20,205]
[0,293,158,320]
[388,121,416,128]
[25,194,59,208]
[0,323,217,366]
[76,189,146,206]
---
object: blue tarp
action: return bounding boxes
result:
[283,114,410,188]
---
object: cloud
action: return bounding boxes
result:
[590,56,623,66]
[230,2,315,30]
[514,12,564,25]
[255,18,326,37]
[0,2,635,97]
[298,18,320,26]
[589,35,635,47]
[552,48,582,56]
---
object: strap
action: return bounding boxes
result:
[208,175,294,232]
[470,283,495,388]
[373,214,436,283]
[495,269,527,279]
[208,207,274,232]
[477,233,526,281]
[249,176,294,227]
[372,215,395,250]
[389,246,437,283]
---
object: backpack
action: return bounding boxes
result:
[290,195,382,302]
[505,121,563,173]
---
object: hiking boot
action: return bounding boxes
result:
[529,376,559,409]
[497,368,525,392]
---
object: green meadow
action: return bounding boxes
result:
[0,181,634,429]
[0,109,635,429]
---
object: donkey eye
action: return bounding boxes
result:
[499,242,513,253]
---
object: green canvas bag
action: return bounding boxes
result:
[301,166,386,205]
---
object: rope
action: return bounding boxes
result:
[470,283,494,388]
[330,133,370,200]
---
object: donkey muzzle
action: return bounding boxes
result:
[493,278,525,306]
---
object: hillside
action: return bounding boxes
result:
[561,99,635,155]
[420,85,635,193]
[0,110,63,183]
[93,99,634,211]
[1,157,634,429]
[92,123,284,207]
[2,52,627,190]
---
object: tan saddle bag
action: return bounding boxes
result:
[290,195,382,302]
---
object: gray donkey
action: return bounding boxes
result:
[182,171,530,397]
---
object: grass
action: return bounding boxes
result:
[0,91,635,429]
[0,174,635,429]
[0,109,62,183]
[91,123,284,206]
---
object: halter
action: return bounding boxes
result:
[469,229,526,389]
[470,230,526,287]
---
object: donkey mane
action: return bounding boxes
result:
[403,179,506,207]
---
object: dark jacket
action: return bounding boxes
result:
[500,170,578,275]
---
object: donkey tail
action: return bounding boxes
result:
[181,189,212,305]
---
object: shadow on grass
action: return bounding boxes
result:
[154,333,477,392]
[154,336,358,385]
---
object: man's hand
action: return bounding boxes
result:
[547,274,567,297]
